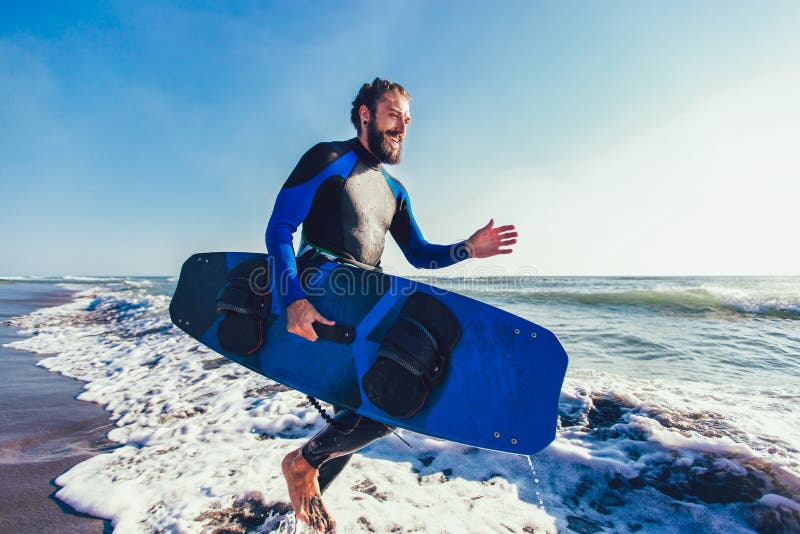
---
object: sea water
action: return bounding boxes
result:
[3,275,799,533]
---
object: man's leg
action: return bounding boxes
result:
[316,454,352,493]
[314,405,353,494]
[306,404,392,493]
[282,410,393,532]
[314,406,370,493]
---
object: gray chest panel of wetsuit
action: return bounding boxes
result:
[340,162,396,266]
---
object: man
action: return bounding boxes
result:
[265,78,517,532]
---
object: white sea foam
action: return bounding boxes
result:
[61,275,128,282]
[6,284,800,533]
[694,278,800,315]
[121,279,154,288]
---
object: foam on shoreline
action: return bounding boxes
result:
[5,281,799,533]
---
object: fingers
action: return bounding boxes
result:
[287,319,319,341]
[496,231,518,239]
[303,311,334,342]
[495,238,516,255]
[289,324,318,342]
[287,299,336,342]
[492,224,517,254]
[313,312,335,326]
[303,325,319,342]
[482,218,494,231]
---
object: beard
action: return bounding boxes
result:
[366,119,402,165]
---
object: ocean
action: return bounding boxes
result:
[2,275,798,533]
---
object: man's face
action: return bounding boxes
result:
[365,92,411,165]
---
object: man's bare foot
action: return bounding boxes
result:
[282,448,336,533]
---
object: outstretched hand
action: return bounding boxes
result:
[286,298,335,342]
[465,219,517,258]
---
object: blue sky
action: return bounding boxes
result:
[2,1,798,276]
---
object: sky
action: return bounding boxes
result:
[1,1,799,277]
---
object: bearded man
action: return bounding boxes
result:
[265,78,517,532]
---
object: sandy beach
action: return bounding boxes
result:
[0,283,113,533]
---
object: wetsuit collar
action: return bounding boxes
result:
[350,137,382,170]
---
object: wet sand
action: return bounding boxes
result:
[0,283,113,533]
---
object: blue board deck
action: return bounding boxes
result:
[169,252,568,455]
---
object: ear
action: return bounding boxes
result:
[359,104,370,123]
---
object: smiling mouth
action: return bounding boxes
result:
[386,131,403,148]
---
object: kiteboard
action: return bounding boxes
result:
[169,252,568,455]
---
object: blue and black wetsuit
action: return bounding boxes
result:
[265,138,469,491]
[266,138,469,309]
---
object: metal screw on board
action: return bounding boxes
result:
[514,329,520,335]
[494,432,500,438]
[511,438,518,445]
[530,332,537,339]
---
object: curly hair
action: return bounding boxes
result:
[350,78,410,133]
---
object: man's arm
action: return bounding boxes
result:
[387,178,518,268]
[388,179,471,269]
[266,144,358,341]
[265,144,357,308]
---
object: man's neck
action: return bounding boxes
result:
[357,135,373,157]
[352,136,381,169]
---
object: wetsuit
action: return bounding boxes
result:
[265,138,469,491]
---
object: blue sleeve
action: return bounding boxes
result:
[265,146,357,308]
[387,176,470,269]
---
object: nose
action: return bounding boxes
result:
[396,120,406,134]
